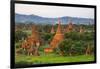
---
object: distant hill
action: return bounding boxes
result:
[15,13,94,25]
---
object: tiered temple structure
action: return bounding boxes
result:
[44,18,64,54]
[21,25,41,56]
[50,18,64,48]
[66,22,74,32]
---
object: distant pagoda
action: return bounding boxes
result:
[50,18,64,48]
[66,19,74,32]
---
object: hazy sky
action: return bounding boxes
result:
[15,3,94,19]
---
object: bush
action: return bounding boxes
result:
[56,39,87,56]
[82,32,94,41]
[15,30,28,42]
[71,41,86,55]
[64,32,80,40]
[56,39,73,56]
[64,32,94,41]
[41,33,54,43]
[15,42,22,48]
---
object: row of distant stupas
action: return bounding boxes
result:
[21,18,84,55]
[50,19,84,34]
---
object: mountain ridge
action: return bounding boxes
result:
[15,13,94,25]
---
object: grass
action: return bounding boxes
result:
[15,54,94,65]
[15,44,94,66]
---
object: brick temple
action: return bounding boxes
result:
[50,18,64,48]
[21,25,41,56]
[66,22,74,32]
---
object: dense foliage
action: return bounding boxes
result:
[56,32,94,56]
[15,23,94,56]
[15,30,28,42]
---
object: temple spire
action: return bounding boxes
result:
[56,18,62,34]
[66,18,73,32]
[51,22,55,34]
[50,18,64,48]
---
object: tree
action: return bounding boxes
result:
[56,39,73,56]
[71,40,85,55]
[41,33,54,44]
[56,39,87,56]
[64,32,80,40]
[15,30,28,42]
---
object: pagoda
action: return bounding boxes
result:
[66,19,74,32]
[50,18,64,48]
[21,25,41,56]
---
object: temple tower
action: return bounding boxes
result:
[21,25,41,56]
[50,18,64,48]
[66,18,74,32]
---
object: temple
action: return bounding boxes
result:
[21,25,41,56]
[50,18,64,48]
[66,22,74,32]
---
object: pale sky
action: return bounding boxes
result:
[15,3,94,19]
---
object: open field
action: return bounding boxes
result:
[15,54,94,65]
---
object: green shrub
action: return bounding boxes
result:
[56,39,88,56]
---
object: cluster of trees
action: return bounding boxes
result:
[15,30,28,42]
[16,23,94,34]
[40,33,54,44]
[64,32,94,41]
[15,23,94,56]
[54,32,94,56]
